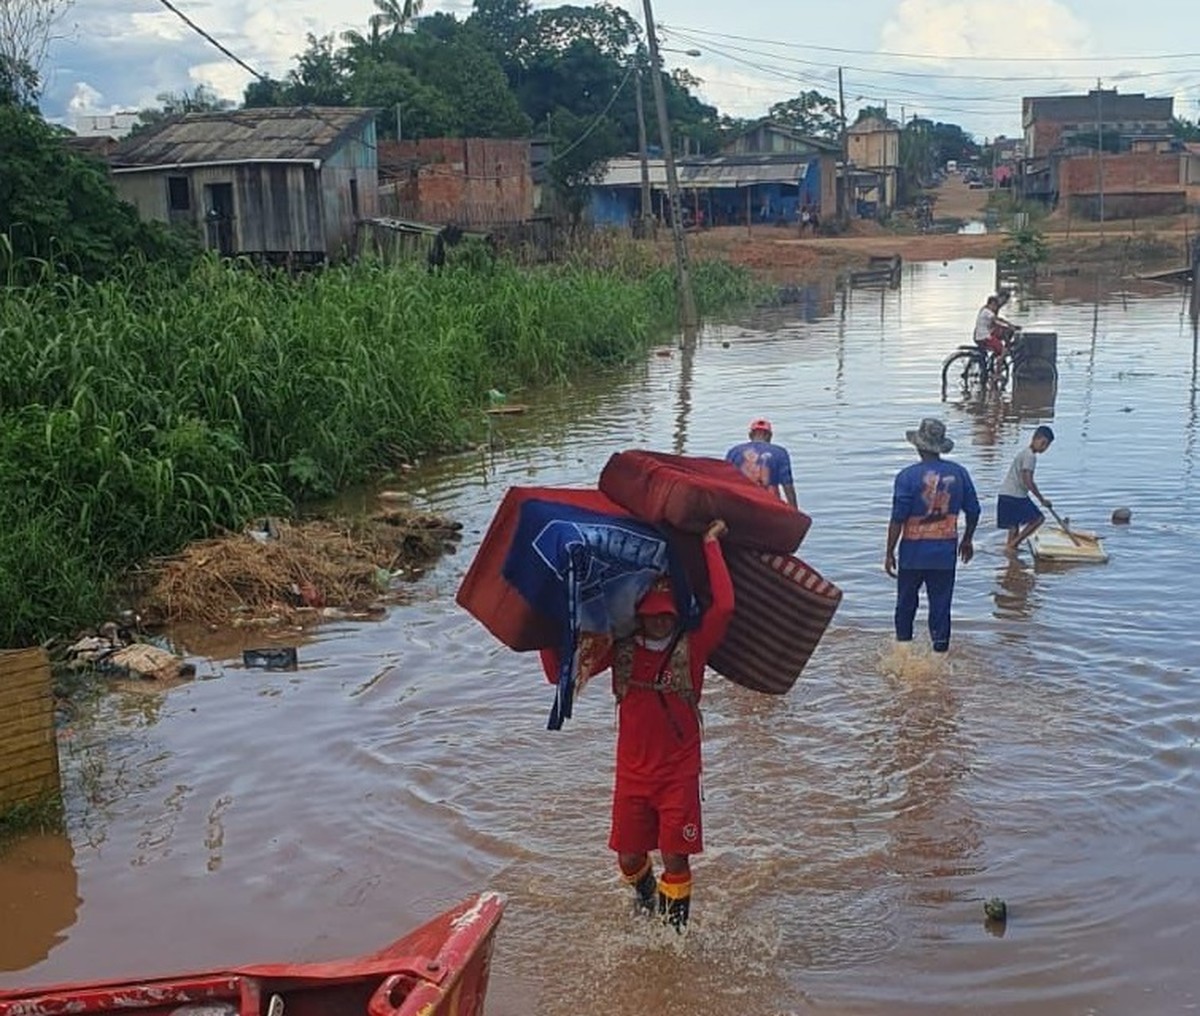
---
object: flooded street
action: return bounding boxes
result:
[4,259,1199,1015]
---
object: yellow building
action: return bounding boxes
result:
[847,116,901,212]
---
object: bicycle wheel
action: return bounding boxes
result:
[1013,356,1058,385]
[942,350,985,392]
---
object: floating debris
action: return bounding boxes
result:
[137,512,462,628]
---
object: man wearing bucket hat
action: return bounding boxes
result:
[885,418,981,653]
[725,418,799,508]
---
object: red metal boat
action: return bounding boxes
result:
[0,893,505,1016]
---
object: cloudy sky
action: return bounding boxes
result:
[39,0,1200,138]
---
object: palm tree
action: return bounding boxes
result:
[369,0,424,38]
[341,19,384,61]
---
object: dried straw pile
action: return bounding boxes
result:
[139,511,461,627]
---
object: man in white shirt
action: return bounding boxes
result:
[973,294,1014,361]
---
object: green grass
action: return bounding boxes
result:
[0,793,65,849]
[0,254,756,647]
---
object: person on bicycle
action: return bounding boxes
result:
[973,295,1016,362]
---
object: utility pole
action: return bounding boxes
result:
[395,102,403,142]
[837,67,848,224]
[634,62,653,237]
[642,0,698,330]
[1096,78,1105,240]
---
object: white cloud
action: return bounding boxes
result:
[67,81,106,112]
[879,0,1091,63]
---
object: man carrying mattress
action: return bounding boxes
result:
[885,418,980,653]
[541,518,733,931]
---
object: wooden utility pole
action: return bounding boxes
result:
[838,66,848,224]
[1096,78,1106,240]
[642,0,698,330]
[634,62,653,236]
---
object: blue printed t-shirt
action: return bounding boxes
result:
[726,441,794,494]
[891,458,981,570]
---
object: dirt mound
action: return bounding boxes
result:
[138,511,462,628]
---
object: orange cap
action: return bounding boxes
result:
[749,417,773,435]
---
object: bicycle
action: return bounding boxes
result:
[941,327,1057,394]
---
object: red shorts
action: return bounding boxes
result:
[609,775,703,855]
[981,332,1005,358]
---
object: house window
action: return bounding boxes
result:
[349,178,360,218]
[167,176,190,212]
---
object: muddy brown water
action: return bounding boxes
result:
[3,260,1199,1015]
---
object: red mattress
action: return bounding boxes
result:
[709,547,842,695]
[455,487,635,652]
[599,450,810,554]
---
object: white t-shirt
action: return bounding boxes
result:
[999,446,1037,497]
[974,306,996,344]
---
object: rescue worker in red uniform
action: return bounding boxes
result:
[546,518,733,931]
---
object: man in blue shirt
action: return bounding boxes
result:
[884,418,981,653]
[725,418,798,508]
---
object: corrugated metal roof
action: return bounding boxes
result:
[110,107,377,167]
[678,154,819,188]
[599,157,668,187]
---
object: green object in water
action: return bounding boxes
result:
[984,897,1007,922]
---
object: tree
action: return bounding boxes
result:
[0,104,195,283]
[370,0,424,39]
[768,90,841,141]
[855,105,888,124]
[0,0,72,107]
[545,105,621,227]
[134,85,233,132]
[1170,117,1200,142]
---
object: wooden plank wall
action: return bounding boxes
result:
[0,649,60,812]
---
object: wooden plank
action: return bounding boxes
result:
[0,644,58,811]
[0,728,57,760]
[0,710,55,743]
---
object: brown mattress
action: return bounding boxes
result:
[709,547,843,695]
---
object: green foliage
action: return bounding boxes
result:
[999,227,1049,270]
[0,105,197,283]
[768,90,842,141]
[132,84,233,134]
[1170,116,1200,142]
[0,793,64,847]
[0,254,753,646]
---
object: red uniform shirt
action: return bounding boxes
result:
[540,539,734,784]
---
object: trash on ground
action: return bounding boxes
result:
[243,647,298,671]
[137,512,462,628]
[108,643,196,681]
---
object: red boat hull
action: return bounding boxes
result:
[0,894,505,1016]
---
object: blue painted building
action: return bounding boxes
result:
[589,121,839,229]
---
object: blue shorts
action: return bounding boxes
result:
[997,494,1043,529]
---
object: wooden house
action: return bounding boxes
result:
[109,107,378,262]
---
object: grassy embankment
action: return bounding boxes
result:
[0,253,757,647]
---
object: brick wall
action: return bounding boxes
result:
[377,138,533,225]
[0,649,60,814]
[1059,152,1181,197]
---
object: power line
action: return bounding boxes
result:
[154,0,267,81]
[666,26,1200,88]
[666,23,1200,65]
[149,0,633,179]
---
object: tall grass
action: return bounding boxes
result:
[0,254,756,646]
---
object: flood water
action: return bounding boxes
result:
[3,260,1199,1015]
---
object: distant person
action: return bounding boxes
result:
[885,418,981,654]
[725,418,798,508]
[997,426,1055,552]
[973,294,1015,362]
